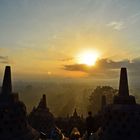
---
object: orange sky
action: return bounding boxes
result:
[0,1,140,80]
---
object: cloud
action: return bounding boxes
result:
[63,58,130,72]
[107,21,124,31]
[63,58,140,79]
[59,57,74,62]
[64,64,90,72]
[126,12,140,24]
[0,56,8,59]
[0,56,9,64]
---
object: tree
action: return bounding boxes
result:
[88,86,118,115]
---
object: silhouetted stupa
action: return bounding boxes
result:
[114,67,136,104]
[1,66,12,94]
[97,68,140,140]
[69,109,85,136]
[73,109,78,118]
[0,66,39,140]
[69,109,81,121]
[28,94,55,138]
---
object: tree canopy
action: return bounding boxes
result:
[88,86,118,115]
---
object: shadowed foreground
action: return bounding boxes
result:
[0,66,140,140]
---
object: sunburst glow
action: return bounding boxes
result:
[77,51,99,66]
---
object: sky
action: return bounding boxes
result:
[0,0,140,81]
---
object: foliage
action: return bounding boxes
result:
[88,86,118,115]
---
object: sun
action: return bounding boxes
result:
[77,51,99,66]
